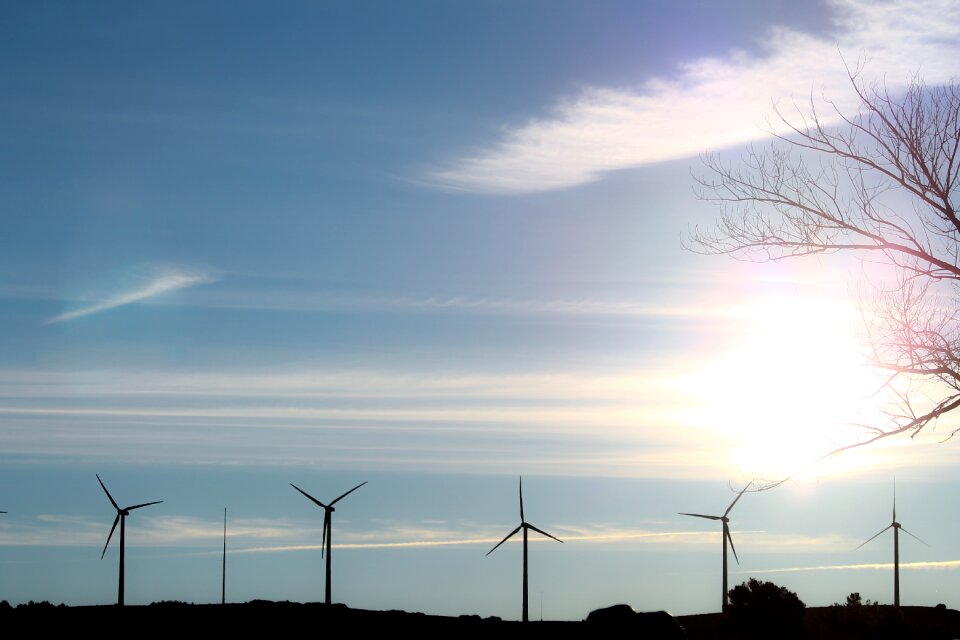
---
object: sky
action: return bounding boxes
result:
[2,0,960,620]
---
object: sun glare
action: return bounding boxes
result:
[683,295,890,480]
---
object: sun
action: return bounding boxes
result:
[684,294,889,479]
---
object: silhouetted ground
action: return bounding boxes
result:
[0,601,567,637]
[3,599,960,638]
[680,604,960,640]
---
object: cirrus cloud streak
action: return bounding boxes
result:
[46,268,215,324]
[427,0,960,194]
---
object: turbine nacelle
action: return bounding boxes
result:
[97,475,163,560]
[857,485,927,551]
[487,477,563,556]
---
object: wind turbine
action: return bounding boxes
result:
[679,481,751,611]
[856,482,927,607]
[290,480,367,605]
[97,474,163,606]
[486,477,563,623]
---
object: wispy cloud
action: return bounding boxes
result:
[46,267,215,324]
[186,527,748,555]
[0,371,865,479]
[160,269,759,319]
[426,0,960,194]
[0,514,306,547]
[225,532,703,555]
[169,526,852,556]
[0,513,859,558]
[23,264,850,322]
[1,514,702,550]
[196,291,724,319]
[742,559,960,574]
[3,361,952,478]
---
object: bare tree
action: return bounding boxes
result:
[691,67,960,460]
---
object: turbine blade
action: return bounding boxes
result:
[527,523,563,544]
[97,474,120,511]
[679,512,721,520]
[329,481,367,506]
[893,478,897,522]
[856,525,892,550]
[101,513,120,560]
[290,483,328,509]
[519,476,525,523]
[726,524,740,565]
[486,525,522,556]
[125,500,163,511]
[899,526,929,546]
[321,512,330,559]
[724,481,752,517]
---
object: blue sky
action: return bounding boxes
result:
[3,0,960,619]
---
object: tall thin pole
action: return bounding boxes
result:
[222,507,227,605]
[118,514,126,607]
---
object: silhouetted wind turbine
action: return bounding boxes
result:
[679,481,751,611]
[290,480,367,605]
[97,474,163,606]
[856,482,927,607]
[486,477,563,623]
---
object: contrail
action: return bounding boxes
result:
[739,559,960,575]
[213,530,717,555]
[46,269,214,324]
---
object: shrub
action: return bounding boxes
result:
[727,578,806,639]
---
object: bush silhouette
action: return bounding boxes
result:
[727,578,805,639]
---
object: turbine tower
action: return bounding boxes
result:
[679,481,751,611]
[290,480,367,605]
[222,507,227,605]
[97,474,163,606]
[856,482,927,607]
[486,477,563,622]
